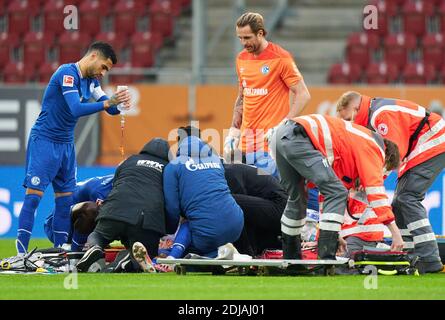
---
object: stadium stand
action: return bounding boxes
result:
[0,0,191,83]
[329,0,445,85]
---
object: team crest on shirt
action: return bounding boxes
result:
[62,75,74,87]
[377,123,388,136]
[261,65,270,75]
[31,176,40,186]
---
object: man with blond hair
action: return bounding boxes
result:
[224,12,311,177]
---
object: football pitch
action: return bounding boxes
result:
[0,239,444,300]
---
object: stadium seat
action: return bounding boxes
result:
[365,61,400,84]
[78,0,110,37]
[422,33,444,68]
[130,31,163,67]
[440,64,445,83]
[401,0,435,37]
[3,61,31,83]
[93,31,127,53]
[7,0,36,36]
[36,61,59,83]
[149,0,175,39]
[23,31,54,70]
[113,0,146,36]
[0,32,19,69]
[439,1,445,35]
[327,62,362,84]
[58,31,91,64]
[44,0,67,36]
[346,32,380,67]
[365,0,399,37]
[109,61,144,84]
[402,62,436,84]
[384,33,417,70]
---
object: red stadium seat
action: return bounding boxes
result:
[36,61,59,83]
[327,62,362,84]
[3,61,31,83]
[384,33,417,70]
[0,32,19,69]
[78,0,111,37]
[109,62,144,84]
[346,32,380,67]
[365,0,399,37]
[7,0,36,36]
[150,0,175,38]
[422,33,444,68]
[44,0,67,36]
[439,1,445,35]
[401,0,435,37]
[23,31,54,70]
[93,32,127,52]
[365,62,400,84]
[402,62,436,84]
[130,31,163,67]
[58,31,91,64]
[113,0,145,36]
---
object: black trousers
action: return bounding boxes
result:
[232,194,285,256]
[86,217,161,259]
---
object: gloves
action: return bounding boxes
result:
[224,127,241,158]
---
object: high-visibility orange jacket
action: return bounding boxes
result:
[293,114,395,225]
[354,95,445,177]
[318,191,385,242]
[341,191,385,242]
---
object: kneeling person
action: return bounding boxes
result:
[76,138,171,272]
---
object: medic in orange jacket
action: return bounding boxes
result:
[338,95,445,177]
[293,115,397,227]
[341,190,385,242]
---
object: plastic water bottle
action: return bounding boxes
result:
[116,85,128,114]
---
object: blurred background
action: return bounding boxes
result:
[0,0,444,239]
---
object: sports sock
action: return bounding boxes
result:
[169,221,191,258]
[16,194,41,254]
[71,231,88,252]
[53,194,74,247]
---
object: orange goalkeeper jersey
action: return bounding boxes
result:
[236,42,302,153]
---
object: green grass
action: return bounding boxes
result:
[1,239,444,300]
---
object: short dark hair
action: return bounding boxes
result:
[87,41,117,64]
[177,125,201,143]
[384,138,400,171]
[71,201,99,234]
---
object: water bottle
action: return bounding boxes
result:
[116,85,128,114]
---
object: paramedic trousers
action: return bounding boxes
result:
[392,152,445,263]
[272,120,348,259]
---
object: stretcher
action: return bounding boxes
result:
[156,258,353,276]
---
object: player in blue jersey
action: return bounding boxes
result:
[43,174,114,251]
[16,41,131,254]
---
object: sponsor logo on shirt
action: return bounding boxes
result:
[377,123,388,136]
[136,160,164,172]
[31,176,40,186]
[185,158,221,172]
[243,87,268,96]
[261,65,270,75]
[63,75,74,87]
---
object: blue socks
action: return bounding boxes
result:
[53,194,74,248]
[71,232,88,252]
[16,194,41,254]
[169,221,191,258]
